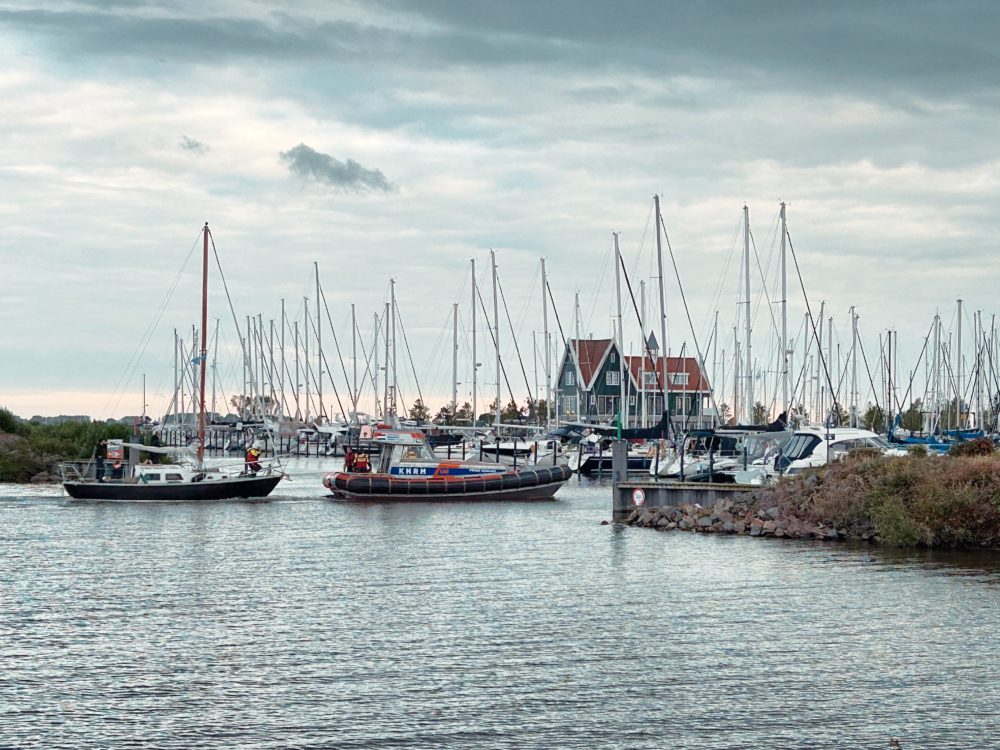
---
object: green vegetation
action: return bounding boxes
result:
[0,407,134,483]
[753,447,1000,549]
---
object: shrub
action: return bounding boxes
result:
[949,437,995,457]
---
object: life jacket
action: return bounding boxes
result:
[354,452,371,471]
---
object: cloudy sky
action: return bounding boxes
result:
[2,0,998,419]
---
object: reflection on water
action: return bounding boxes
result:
[1,470,998,748]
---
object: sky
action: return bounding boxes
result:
[2,0,999,420]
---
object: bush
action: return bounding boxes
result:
[949,437,995,457]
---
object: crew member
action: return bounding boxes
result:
[353,450,371,473]
[94,438,108,482]
[245,443,262,475]
[344,446,357,472]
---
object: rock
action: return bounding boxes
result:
[697,516,712,528]
[764,506,781,520]
[804,474,820,488]
[626,510,640,524]
[762,520,777,534]
[600,520,609,525]
[666,522,677,530]
[679,518,692,530]
[655,517,671,529]
[723,520,735,533]
[733,521,746,534]
[31,472,57,484]
[774,528,786,538]
[749,525,762,537]
[825,528,840,540]
[719,511,734,524]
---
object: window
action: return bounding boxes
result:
[643,372,659,386]
[628,394,636,406]
[610,352,616,363]
[669,372,690,386]
[561,395,576,415]
[565,370,575,387]
[165,473,183,482]
[598,396,619,416]
[605,370,621,387]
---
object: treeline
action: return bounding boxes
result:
[0,408,133,482]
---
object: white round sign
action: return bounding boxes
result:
[632,488,645,506]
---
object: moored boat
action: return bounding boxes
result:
[324,429,570,501]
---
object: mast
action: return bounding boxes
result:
[851,307,858,427]
[541,258,551,430]
[491,250,500,426]
[712,310,718,426]
[957,298,963,429]
[743,204,753,422]
[391,279,397,418]
[654,194,669,424]
[452,302,459,418]
[293,321,301,420]
[280,299,286,416]
[383,301,390,418]
[574,290,582,419]
[640,280,647,427]
[613,232,625,429]
[471,259,477,424]
[197,223,209,468]
[780,202,788,416]
[303,297,311,421]
[351,303,358,419]
[827,315,834,424]
[315,262,323,419]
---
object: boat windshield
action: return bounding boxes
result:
[744,434,785,461]
[867,436,890,450]
[393,443,437,463]
[782,434,822,462]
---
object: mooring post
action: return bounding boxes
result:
[611,440,630,521]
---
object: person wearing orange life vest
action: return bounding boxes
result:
[352,451,371,473]
[245,443,262,475]
[343,446,357,472]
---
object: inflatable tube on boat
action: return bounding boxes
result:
[327,465,571,497]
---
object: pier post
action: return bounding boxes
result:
[611,440,630,520]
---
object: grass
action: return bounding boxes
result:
[752,450,1000,549]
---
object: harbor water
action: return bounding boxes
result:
[2,460,998,749]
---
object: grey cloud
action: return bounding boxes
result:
[179,134,207,154]
[279,144,395,193]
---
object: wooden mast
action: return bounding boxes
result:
[198,222,209,469]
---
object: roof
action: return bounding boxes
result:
[623,354,711,392]
[562,338,710,393]
[570,338,614,390]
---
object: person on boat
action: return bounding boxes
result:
[344,446,357,472]
[245,443,262,475]
[353,451,371,473]
[94,439,108,482]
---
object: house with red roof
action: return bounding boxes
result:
[555,336,712,427]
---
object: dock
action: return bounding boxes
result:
[610,441,756,522]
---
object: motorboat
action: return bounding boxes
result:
[324,429,570,501]
[735,424,908,484]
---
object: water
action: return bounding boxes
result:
[2,463,999,749]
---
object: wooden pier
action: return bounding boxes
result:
[610,441,756,521]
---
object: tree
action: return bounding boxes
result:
[230,394,278,417]
[433,403,455,424]
[408,398,430,424]
[716,402,733,425]
[501,399,525,423]
[862,403,885,431]
[830,402,849,426]
[528,399,549,425]
[751,401,768,424]
[455,401,473,424]
[899,399,924,432]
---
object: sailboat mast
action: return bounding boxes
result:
[743,204,752,422]
[452,302,459,417]
[780,202,788,417]
[351,304,358,418]
[391,279,397,418]
[640,280,646,427]
[197,223,209,468]
[471,259,477,424]
[491,250,500,426]
[613,232,625,429]
[541,258,551,431]
[315,262,323,419]
[957,298,963,429]
[654,194,669,424]
[851,307,858,427]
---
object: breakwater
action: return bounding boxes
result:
[624,450,1000,549]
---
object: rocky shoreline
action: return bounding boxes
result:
[625,495,866,542]
[623,451,1000,550]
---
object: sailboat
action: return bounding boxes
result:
[61,224,284,501]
